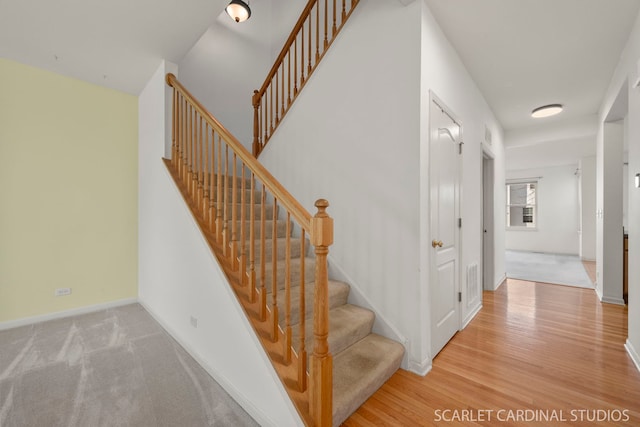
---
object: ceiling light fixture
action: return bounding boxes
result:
[531,104,563,118]
[226,0,251,23]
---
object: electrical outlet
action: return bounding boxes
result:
[54,288,72,297]
[190,316,198,328]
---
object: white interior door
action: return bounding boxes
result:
[430,98,461,358]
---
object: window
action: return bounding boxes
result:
[506,182,537,229]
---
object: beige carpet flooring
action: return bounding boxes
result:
[0,304,258,427]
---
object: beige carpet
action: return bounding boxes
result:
[0,304,257,427]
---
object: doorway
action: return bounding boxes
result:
[482,154,495,291]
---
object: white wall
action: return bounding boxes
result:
[177,0,307,153]
[580,156,597,260]
[505,165,580,255]
[257,0,505,374]
[597,119,625,305]
[599,8,640,369]
[138,61,302,427]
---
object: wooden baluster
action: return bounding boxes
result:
[249,173,257,302]
[195,115,202,207]
[324,0,329,49]
[284,212,292,363]
[262,97,268,148]
[301,24,306,84]
[342,0,347,20]
[294,37,299,95]
[282,60,286,115]
[309,199,333,427]
[223,144,230,257]
[269,80,274,136]
[181,97,187,180]
[171,88,176,164]
[216,134,223,242]
[298,229,307,391]
[187,104,192,190]
[173,92,182,172]
[199,116,205,209]
[191,106,196,195]
[259,184,267,320]
[192,111,198,197]
[252,90,260,157]
[203,123,209,221]
[287,50,292,107]
[230,152,238,269]
[183,102,189,184]
[209,129,216,231]
[271,198,279,342]
[308,14,313,72]
[316,2,320,61]
[275,69,279,125]
[331,0,344,38]
[239,164,247,285]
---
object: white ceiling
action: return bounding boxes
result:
[2,0,638,140]
[424,0,640,132]
[0,0,229,95]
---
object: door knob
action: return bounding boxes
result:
[432,240,443,248]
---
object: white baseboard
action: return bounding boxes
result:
[462,303,482,329]
[600,295,626,306]
[0,297,139,331]
[408,357,432,376]
[494,273,507,290]
[625,339,640,373]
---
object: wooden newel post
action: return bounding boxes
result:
[252,90,260,157]
[309,199,333,427]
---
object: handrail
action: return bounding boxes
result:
[167,73,311,230]
[166,73,333,427]
[252,0,360,157]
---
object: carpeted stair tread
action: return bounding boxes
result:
[292,304,374,358]
[332,334,405,427]
[271,280,350,326]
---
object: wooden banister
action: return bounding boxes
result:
[168,74,311,229]
[166,73,333,427]
[252,0,360,157]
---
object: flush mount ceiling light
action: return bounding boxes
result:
[226,0,251,23]
[531,104,563,118]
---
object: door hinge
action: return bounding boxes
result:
[459,141,464,154]
[458,292,462,302]
[458,218,462,228]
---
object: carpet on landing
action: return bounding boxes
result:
[505,250,594,289]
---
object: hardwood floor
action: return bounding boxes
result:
[343,279,640,426]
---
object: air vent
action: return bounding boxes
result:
[485,126,492,146]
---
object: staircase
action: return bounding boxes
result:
[165,73,404,426]
[162,1,405,425]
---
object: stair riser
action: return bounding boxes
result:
[260,259,316,291]
[241,239,303,263]
[275,282,350,327]
[215,203,276,220]
[228,220,288,239]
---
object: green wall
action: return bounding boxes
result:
[0,59,138,322]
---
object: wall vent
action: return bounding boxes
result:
[466,263,479,305]
[485,125,492,146]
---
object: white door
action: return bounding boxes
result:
[430,98,461,357]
